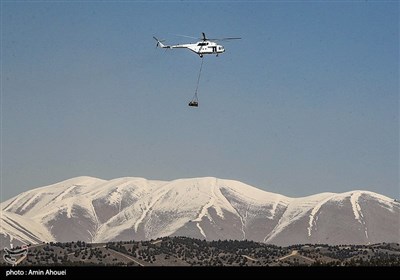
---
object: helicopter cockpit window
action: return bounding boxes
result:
[197,42,207,46]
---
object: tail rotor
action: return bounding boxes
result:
[153,36,166,48]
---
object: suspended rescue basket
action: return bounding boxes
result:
[189,58,203,108]
[188,100,198,107]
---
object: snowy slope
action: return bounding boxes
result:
[1,176,399,248]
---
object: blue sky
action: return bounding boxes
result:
[1,1,398,200]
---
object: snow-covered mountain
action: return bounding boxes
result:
[1,176,399,248]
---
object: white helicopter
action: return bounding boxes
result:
[153,32,241,58]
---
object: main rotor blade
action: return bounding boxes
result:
[172,34,198,40]
[168,33,241,42]
[212,37,242,41]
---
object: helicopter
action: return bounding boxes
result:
[153,32,241,58]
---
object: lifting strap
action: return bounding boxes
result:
[189,58,204,106]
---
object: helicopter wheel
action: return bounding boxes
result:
[199,54,203,58]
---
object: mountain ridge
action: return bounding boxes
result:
[1,176,398,249]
